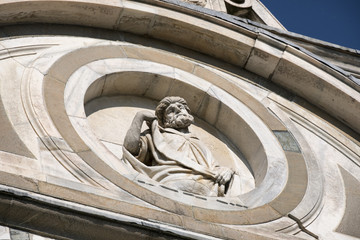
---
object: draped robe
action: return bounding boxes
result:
[122,120,240,197]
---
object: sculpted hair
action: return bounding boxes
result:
[155,96,191,127]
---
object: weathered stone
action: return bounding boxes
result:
[0,1,358,239]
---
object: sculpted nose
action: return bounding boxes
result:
[174,106,181,114]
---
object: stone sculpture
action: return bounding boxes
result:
[122,96,241,197]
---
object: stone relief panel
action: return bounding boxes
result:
[2,31,358,239]
[21,38,307,225]
[86,95,255,197]
[62,52,300,219]
[122,96,240,197]
[0,0,358,236]
[0,32,315,229]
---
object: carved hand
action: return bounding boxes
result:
[214,167,234,186]
[137,110,156,128]
[137,110,156,122]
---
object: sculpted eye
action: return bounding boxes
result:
[167,106,175,114]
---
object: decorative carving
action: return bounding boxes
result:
[224,0,252,17]
[182,0,207,7]
[123,96,241,197]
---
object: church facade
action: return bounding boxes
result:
[0,0,359,239]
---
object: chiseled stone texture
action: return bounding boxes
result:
[0,1,358,239]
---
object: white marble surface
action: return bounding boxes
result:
[0,227,10,240]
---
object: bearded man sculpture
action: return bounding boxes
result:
[122,96,241,197]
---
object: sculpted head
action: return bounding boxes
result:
[155,96,194,129]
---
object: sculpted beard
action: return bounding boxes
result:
[164,112,194,129]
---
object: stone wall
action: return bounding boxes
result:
[0,1,359,239]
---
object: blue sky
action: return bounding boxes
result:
[260,0,360,50]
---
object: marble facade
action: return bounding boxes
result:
[0,0,359,239]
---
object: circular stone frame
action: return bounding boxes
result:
[22,42,311,224]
